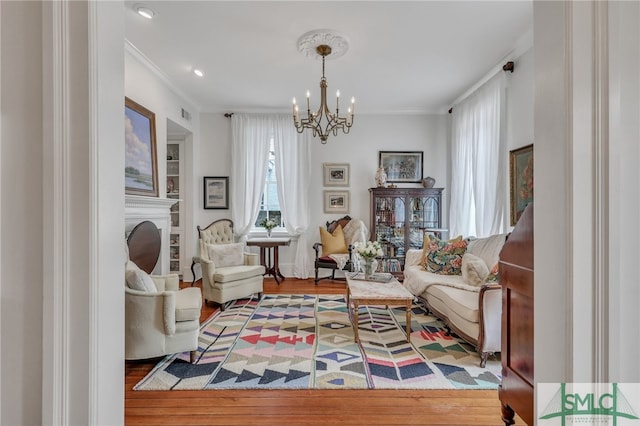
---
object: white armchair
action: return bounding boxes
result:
[196,219,265,310]
[125,262,202,363]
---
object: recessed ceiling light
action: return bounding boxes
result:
[193,69,204,77]
[136,6,155,19]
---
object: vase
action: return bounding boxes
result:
[363,258,374,279]
[422,176,436,188]
[266,229,272,238]
[375,167,387,188]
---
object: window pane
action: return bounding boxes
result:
[255,137,283,227]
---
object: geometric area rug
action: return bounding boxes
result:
[134,294,501,391]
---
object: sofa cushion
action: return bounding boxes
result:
[466,234,507,273]
[425,284,480,323]
[214,264,266,283]
[420,234,462,264]
[125,261,157,292]
[207,242,245,267]
[461,253,490,286]
[174,287,202,322]
[319,224,348,256]
[423,236,468,275]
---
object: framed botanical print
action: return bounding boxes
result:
[125,97,158,197]
[323,190,350,214]
[378,151,424,183]
[509,144,533,225]
[203,176,229,209]
[323,163,350,187]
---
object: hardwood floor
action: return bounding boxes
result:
[125,278,517,425]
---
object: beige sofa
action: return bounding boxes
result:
[403,233,508,366]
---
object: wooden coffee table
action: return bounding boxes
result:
[345,273,414,343]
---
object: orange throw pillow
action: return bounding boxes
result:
[319,225,348,256]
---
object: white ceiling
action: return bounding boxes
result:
[125,1,532,115]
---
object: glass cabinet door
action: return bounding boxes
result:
[373,195,406,259]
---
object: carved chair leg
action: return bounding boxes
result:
[314,266,320,285]
[480,352,490,368]
[501,402,515,426]
[190,260,198,286]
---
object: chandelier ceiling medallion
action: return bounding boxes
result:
[293,30,355,143]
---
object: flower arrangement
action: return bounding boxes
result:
[353,240,383,259]
[259,217,277,231]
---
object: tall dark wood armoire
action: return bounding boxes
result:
[498,203,534,425]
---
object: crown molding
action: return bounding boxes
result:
[124,39,202,111]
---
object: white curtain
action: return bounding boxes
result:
[230,114,271,238]
[273,115,312,278]
[231,113,312,278]
[450,73,507,238]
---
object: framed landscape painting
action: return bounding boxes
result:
[125,97,158,197]
[204,176,229,209]
[509,144,533,226]
[323,190,349,214]
[379,151,423,183]
[323,163,350,187]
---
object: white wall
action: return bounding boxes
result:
[2,1,125,425]
[506,48,534,154]
[195,56,535,278]
[1,2,44,425]
[534,0,640,387]
[125,49,200,278]
[608,0,640,382]
[505,48,534,230]
[197,113,449,277]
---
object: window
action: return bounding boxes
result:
[254,138,283,228]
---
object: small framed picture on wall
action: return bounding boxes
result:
[323,163,350,187]
[203,176,229,209]
[323,190,350,214]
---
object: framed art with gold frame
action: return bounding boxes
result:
[509,144,533,226]
[125,97,158,197]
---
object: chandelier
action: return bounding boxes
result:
[292,32,355,143]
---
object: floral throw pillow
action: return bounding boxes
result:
[423,236,468,275]
[486,263,500,283]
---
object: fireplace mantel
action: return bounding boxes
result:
[125,195,179,274]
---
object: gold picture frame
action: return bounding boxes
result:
[509,144,533,226]
[125,97,158,197]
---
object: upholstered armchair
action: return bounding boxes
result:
[124,261,202,364]
[196,219,265,310]
[124,220,202,363]
[313,216,369,284]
